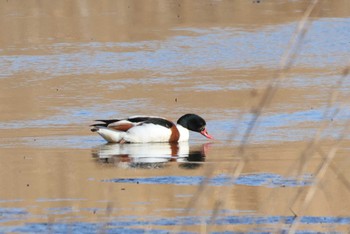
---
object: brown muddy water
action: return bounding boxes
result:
[1,0,350,233]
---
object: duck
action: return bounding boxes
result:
[91,113,214,143]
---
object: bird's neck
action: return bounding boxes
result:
[176,124,189,142]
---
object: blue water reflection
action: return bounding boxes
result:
[2,213,350,233]
[105,173,313,188]
[210,106,350,143]
[1,19,350,78]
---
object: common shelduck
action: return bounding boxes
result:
[91,113,214,143]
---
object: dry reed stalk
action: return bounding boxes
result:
[288,127,350,233]
[204,0,320,232]
[238,0,319,152]
[261,65,350,232]
[178,0,321,232]
[180,0,350,232]
[286,65,350,234]
[281,67,350,212]
[99,184,116,234]
[177,113,246,232]
[317,147,350,192]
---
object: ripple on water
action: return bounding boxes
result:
[1,19,350,79]
[103,173,314,188]
[1,214,350,233]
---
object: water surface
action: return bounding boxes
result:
[1,1,350,233]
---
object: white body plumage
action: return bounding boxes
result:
[91,114,213,144]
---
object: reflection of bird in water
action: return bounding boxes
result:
[178,143,210,170]
[91,114,214,143]
[92,142,210,169]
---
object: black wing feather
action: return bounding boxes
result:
[91,116,169,128]
[92,119,121,126]
[127,117,152,123]
[143,118,174,129]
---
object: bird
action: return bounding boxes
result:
[90,113,214,143]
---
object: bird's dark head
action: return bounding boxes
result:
[177,114,214,139]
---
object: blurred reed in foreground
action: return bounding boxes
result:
[179,0,350,233]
